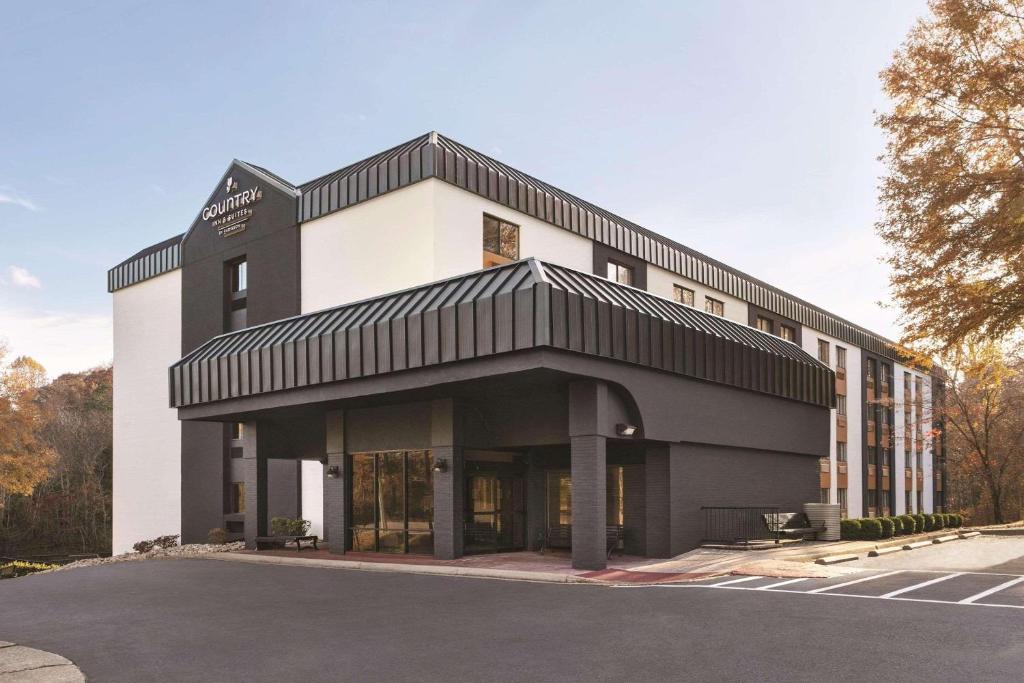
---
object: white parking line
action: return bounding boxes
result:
[806,570,903,593]
[880,572,963,598]
[959,576,1024,604]
[758,578,807,590]
[711,575,764,587]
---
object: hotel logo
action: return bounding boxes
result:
[202,178,262,237]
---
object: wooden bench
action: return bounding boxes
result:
[763,513,823,541]
[255,535,319,551]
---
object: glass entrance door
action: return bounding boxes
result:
[465,473,524,553]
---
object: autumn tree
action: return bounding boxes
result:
[941,343,1024,523]
[0,343,55,508]
[877,0,1024,352]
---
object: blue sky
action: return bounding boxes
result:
[0,0,928,376]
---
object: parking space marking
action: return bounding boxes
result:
[879,572,963,598]
[807,570,904,593]
[959,576,1024,604]
[757,578,807,590]
[711,575,763,587]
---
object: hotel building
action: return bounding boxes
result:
[108,132,946,568]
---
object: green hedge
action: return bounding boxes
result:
[898,514,917,534]
[270,517,311,537]
[840,519,862,540]
[839,512,958,541]
[860,518,883,540]
[879,517,895,538]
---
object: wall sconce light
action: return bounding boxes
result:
[616,423,638,437]
[432,458,448,473]
[326,465,340,479]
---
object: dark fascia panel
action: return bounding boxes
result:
[294,131,911,366]
[107,233,184,292]
[169,258,835,411]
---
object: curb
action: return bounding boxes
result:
[814,554,857,565]
[205,552,590,584]
[932,534,959,544]
[868,546,901,557]
[903,540,932,550]
[958,531,981,539]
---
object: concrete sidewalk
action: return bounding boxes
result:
[0,642,84,682]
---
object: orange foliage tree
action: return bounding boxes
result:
[0,343,55,506]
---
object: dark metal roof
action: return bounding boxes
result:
[169,259,834,410]
[107,233,183,292]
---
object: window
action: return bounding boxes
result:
[755,316,773,333]
[818,339,830,364]
[779,325,795,342]
[837,487,848,515]
[705,296,724,316]
[482,214,519,266]
[231,423,243,441]
[836,394,847,416]
[868,490,878,511]
[351,450,434,554]
[837,441,847,462]
[231,259,247,293]
[607,260,634,286]
[820,488,830,504]
[905,490,912,513]
[230,482,245,514]
[673,285,694,307]
[836,346,847,369]
[916,490,923,512]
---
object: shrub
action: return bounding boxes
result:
[934,514,946,530]
[840,518,862,540]
[154,534,179,549]
[914,514,925,533]
[899,515,917,535]
[207,528,229,545]
[860,518,883,540]
[953,514,964,528]
[0,560,59,579]
[270,517,311,537]
[923,514,936,531]
[133,539,155,553]
[879,517,895,538]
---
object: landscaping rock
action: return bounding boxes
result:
[41,542,245,574]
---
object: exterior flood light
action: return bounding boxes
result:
[326,465,340,479]
[432,458,449,473]
[616,423,638,437]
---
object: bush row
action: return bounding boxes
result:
[0,560,60,579]
[132,534,180,553]
[840,513,963,541]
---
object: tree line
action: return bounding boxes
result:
[0,342,112,558]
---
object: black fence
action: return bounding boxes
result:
[701,506,780,544]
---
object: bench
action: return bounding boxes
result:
[763,513,823,541]
[255,535,319,551]
[464,522,499,552]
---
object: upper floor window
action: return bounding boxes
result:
[836,346,847,369]
[482,214,519,267]
[818,339,830,364]
[705,296,724,317]
[231,423,244,441]
[756,316,773,333]
[607,260,634,286]
[836,394,847,415]
[231,259,248,293]
[673,285,694,307]
[779,325,796,343]
[837,441,847,461]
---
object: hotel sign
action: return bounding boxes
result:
[203,176,263,237]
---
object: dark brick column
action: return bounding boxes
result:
[242,421,267,549]
[431,399,464,560]
[569,380,609,570]
[645,445,671,558]
[325,409,346,555]
[622,463,646,555]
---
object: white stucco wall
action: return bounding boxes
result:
[112,270,182,555]
[646,264,749,324]
[300,460,324,539]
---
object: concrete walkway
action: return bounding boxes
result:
[0,642,84,682]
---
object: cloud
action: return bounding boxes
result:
[7,265,42,289]
[0,308,111,377]
[0,187,38,211]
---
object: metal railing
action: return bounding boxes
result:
[701,506,780,544]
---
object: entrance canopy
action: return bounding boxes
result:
[169,259,834,412]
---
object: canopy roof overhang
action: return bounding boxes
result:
[169,259,835,417]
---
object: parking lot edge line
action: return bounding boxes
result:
[807,570,904,594]
[758,578,808,590]
[711,575,764,587]
[879,572,964,598]
[958,576,1024,604]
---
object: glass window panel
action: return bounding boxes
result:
[606,466,624,526]
[756,316,772,333]
[483,215,501,255]
[377,452,405,531]
[499,222,519,259]
[351,454,375,528]
[406,450,433,531]
[408,532,434,555]
[377,530,404,553]
[558,475,572,525]
[673,285,694,306]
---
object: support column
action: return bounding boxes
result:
[242,421,267,550]
[645,445,671,558]
[569,380,609,570]
[431,399,464,560]
[324,409,347,555]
